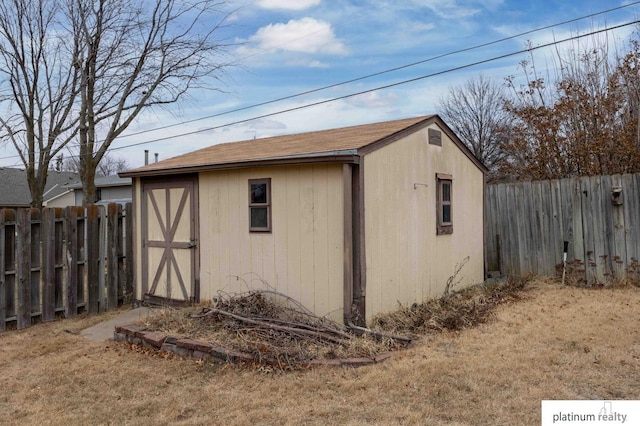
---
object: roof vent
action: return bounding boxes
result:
[428,128,442,146]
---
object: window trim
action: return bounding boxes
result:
[436,173,453,235]
[248,178,272,233]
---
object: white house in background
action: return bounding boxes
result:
[45,176,132,207]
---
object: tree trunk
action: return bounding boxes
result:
[79,155,97,207]
[27,166,49,209]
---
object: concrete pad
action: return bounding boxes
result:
[80,307,156,341]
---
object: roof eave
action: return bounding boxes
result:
[119,152,360,178]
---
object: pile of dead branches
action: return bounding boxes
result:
[371,276,530,337]
[144,290,410,368]
[196,292,358,366]
[140,277,530,369]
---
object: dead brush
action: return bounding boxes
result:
[139,278,530,369]
[142,290,407,369]
[370,276,531,337]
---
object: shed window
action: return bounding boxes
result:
[249,178,271,232]
[436,173,452,235]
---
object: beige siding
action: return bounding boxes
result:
[198,164,344,321]
[364,124,485,321]
[44,191,75,208]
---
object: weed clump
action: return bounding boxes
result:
[370,276,531,337]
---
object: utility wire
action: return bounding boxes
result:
[102,18,640,152]
[111,0,640,140]
[1,6,639,162]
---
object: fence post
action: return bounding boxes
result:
[16,209,31,329]
[106,203,121,310]
[124,203,134,302]
[41,208,56,322]
[0,210,6,332]
[87,205,101,313]
[29,208,41,319]
[65,206,78,317]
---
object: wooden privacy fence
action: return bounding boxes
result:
[485,173,640,285]
[0,203,133,332]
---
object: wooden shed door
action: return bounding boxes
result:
[142,178,198,303]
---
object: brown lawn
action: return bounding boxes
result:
[0,277,638,425]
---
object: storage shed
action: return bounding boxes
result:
[120,115,487,324]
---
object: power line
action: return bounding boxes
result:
[102,18,640,153]
[111,0,640,140]
[1,5,639,162]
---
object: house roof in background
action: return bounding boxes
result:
[121,116,456,177]
[0,168,79,207]
[65,176,131,190]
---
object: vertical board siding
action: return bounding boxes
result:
[198,165,344,321]
[364,125,485,321]
[0,203,132,332]
[486,173,640,285]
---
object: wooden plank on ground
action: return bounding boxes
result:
[87,205,100,313]
[65,206,78,317]
[41,208,56,322]
[16,209,31,330]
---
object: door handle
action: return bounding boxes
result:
[188,238,197,248]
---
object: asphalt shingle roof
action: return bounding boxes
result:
[122,116,434,176]
[0,168,79,207]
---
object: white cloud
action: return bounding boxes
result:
[256,0,320,11]
[248,17,348,55]
[418,0,480,19]
[344,91,399,108]
[245,118,287,130]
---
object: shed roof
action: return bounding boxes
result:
[65,176,132,190]
[121,115,486,177]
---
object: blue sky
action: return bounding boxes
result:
[2,0,640,168]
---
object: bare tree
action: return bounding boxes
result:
[62,151,129,176]
[0,0,234,207]
[71,0,234,205]
[437,75,510,177]
[0,0,81,207]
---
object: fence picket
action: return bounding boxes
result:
[125,203,134,301]
[16,209,31,329]
[65,206,78,317]
[87,205,101,313]
[42,208,56,322]
[106,204,120,310]
[486,173,640,285]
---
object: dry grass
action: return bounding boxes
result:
[1,276,639,425]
